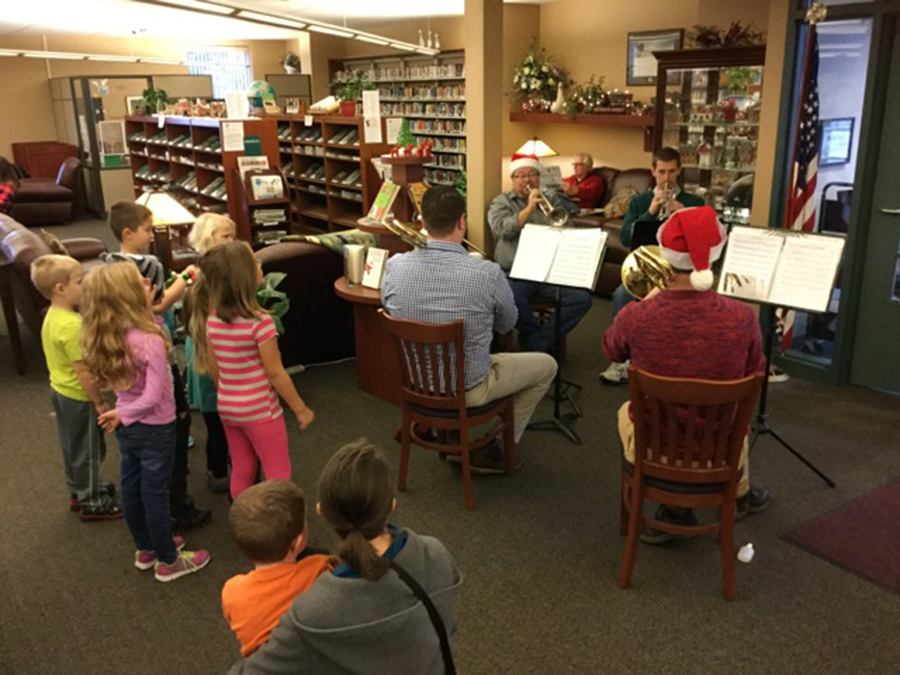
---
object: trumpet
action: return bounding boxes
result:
[621,245,675,299]
[531,188,570,228]
[658,183,676,220]
[383,216,490,260]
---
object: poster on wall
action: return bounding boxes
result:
[626,29,684,86]
[97,121,128,168]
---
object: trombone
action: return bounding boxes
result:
[383,216,491,260]
[531,188,570,228]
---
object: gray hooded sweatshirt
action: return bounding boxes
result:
[229,528,462,675]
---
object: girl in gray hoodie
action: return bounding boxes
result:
[231,439,462,675]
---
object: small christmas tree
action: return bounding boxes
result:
[396,118,415,147]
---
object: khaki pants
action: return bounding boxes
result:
[617,402,750,497]
[465,353,558,443]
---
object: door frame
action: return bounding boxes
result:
[768,0,900,385]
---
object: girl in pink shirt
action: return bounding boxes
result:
[82,263,210,582]
[191,242,314,499]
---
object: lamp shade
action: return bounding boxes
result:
[515,137,558,158]
[136,191,196,227]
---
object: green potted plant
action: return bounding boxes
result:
[332,70,372,117]
[141,84,169,114]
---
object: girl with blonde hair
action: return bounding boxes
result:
[83,262,210,582]
[192,241,314,499]
[184,213,235,493]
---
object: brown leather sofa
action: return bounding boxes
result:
[580,166,654,297]
[256,242,355,368]
[10,158,86,227]
[0,214,107,373]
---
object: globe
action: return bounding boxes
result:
[247,80,277,114]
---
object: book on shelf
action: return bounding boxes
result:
[365,181,401,224]
[361,247,389,290]
[250,175,285,201]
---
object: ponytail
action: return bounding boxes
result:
[318,439,395,582]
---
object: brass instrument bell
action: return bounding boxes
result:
[621,245,675,299]
[532,188,569,227]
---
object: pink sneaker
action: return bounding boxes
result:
[154,549,211,582]
[134,536,186,570]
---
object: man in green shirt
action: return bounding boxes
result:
[600,146,705,385]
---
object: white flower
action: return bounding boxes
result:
[542,66,549,73]
[521,82,528,90]
[549,78,555,85]
[523,67,530,75]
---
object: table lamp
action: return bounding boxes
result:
[515,137,558,158]
[136,189,196,272]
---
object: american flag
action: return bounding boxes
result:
[779,24,821,353]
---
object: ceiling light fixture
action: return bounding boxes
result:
[154,0,235,15]
[355,35,391,46]
[308,25,355,38]
[139,58,185,65]
[0,50,21,57]
[389,43,417,52]
[87,55,141,62]
[22,52,87,60]
[236,10,306,30]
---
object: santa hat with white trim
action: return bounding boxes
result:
[509,153,542,176]
[656,205,728,291]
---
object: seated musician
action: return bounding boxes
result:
[561,153,605,209]
[381,186,557,474]
[487,153,591,354]
[601,206,770,544]
[600,146,705,385]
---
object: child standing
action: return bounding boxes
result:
[106,200,211,531]
[31,255,122,520]
[192,241,314,500]
[222,480,332,657]
[235,440,462,673]
[83,262,210,582]
[185,213,236,493]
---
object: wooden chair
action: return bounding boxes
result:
[619,367,764,600]
[379,310,515,511]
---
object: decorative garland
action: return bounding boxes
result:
[687,22,765,49]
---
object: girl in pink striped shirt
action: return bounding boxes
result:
[192,242,314,499]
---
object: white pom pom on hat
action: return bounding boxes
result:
[656,206,728,290]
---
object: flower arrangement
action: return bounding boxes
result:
[512,42,569,112]
[564,75,607,116]
[688,22,765,49]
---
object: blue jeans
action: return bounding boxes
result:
[611,283,635,319]
[117,421,177,564]
[507,276,592,354]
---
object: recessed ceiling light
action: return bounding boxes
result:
[154,0,234,15]
[308,25,355,38]
[236,11,306,30]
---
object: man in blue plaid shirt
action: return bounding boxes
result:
[382,186,557,474]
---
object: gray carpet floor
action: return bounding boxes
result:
[1,218,899,674]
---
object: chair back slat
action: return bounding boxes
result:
[629,367,764,484]
[379,310,467,410]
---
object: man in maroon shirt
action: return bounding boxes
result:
[561,153,605,209]
[602,206,769,543]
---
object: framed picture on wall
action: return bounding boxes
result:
[627,29,684,86]
[125,96,143,115]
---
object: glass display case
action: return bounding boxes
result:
[653,46,767,224]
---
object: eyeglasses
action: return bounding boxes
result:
[572,162,585,167]
[512,172,540,181]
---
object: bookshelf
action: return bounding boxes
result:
[270,113,390,233]
[331,50,466,187]
[125,115,280,244]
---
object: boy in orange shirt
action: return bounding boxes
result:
[222,480,332,657]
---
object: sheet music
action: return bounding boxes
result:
[717,227,784,301]
[768,234,845,312]
[547,229,608,289]
[509,225,559,283]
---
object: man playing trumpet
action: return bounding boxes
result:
[487,153,590,354]
[601,146,705,385]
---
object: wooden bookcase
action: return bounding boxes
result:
[270,113,390,233]
[330,50,466,187]
[125,115,280,243]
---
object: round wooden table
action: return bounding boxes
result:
[333,276,401,405]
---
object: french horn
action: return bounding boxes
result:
[621,245,674,299]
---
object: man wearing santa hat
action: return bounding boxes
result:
[487,153,591,354]
[602,206,770,543]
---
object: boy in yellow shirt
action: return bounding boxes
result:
[31,255,122,520]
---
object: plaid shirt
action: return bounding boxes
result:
[382,240,517,390]
[0,183,15,214]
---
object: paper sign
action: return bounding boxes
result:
[304,114,313,127]
[222,121,245,152]
[386,117,403,144]
[362,90,382,144]
[237,156,269,180]
[225,92,248,119]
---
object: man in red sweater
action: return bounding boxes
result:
[561,152,605,209]
[602,206,770,544]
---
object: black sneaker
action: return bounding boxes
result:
[172,504,213,532]
[639,505,699,545]
[80,503,124,521]
[736,486,771,521]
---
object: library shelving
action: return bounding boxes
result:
[125,115,280,244]
[331,50,466,187]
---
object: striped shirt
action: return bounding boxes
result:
[207,312,282,425]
